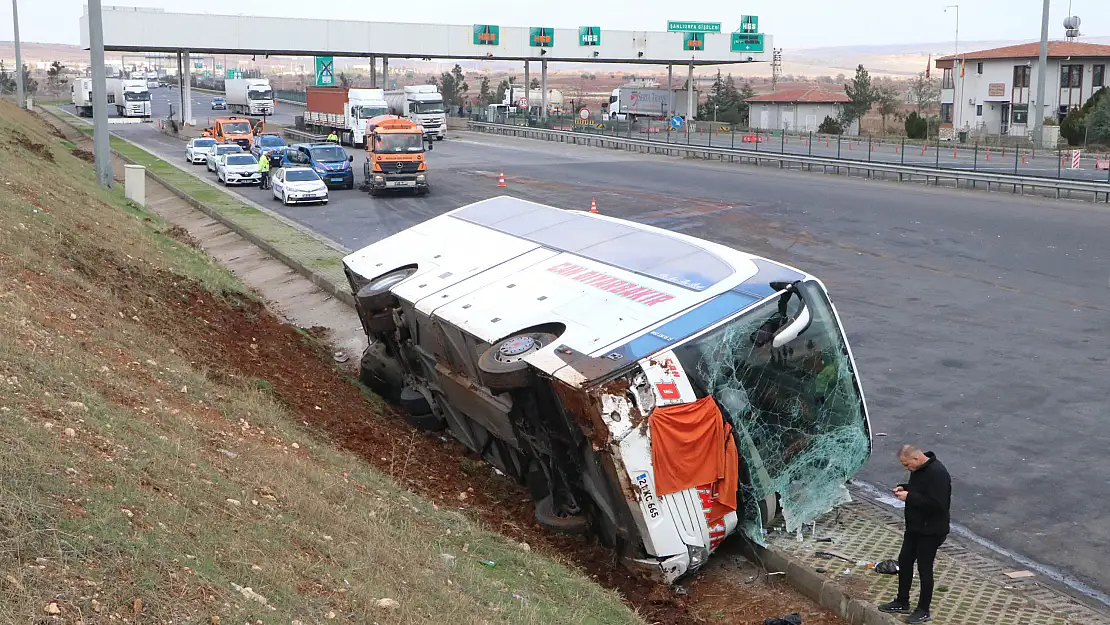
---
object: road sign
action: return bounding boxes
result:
[314,56,334,86]
[193,62,203,69]
[683,32,705,51]
[670,115,684,129]
[579,108,591,120]
[579,26,601,46]
[740,16,758,34]
[668,21,721,33]
[731,33,765,53]
[215,63,222,70]
[203,70,211,79]
[225,69,241,79]
[529,27,554,47]
[473,24,500,46]
[518,98,528,108]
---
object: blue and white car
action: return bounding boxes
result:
[184,137,218,165]
[343,196,872,584]
[271,166,329,206]
[250,133,287,160]
[211,96,227,110]
[290,143,355,190]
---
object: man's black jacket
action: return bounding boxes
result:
[899,451,951,535]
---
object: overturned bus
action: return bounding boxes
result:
[343,197,871,583]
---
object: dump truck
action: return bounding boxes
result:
[225,78,275,116]
[361,115,430,196]
[71,78,95,117]
[384,85,446,140]
[106,78,151,117]
[303,86,388,147]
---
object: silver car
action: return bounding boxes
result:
[206,144,243,173]
[185,137,218,165]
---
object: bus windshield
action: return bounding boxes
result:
[670,280,869,542]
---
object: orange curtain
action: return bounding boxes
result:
[648,395,738,523]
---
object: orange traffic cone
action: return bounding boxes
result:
[497,171,506,188]
[590,198,598,213]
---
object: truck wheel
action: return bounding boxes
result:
[477,332,557,394]
[356,267,416,314]
[534,495,589,535]
[399,388,446,431]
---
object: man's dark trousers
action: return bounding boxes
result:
[897,531,947,612]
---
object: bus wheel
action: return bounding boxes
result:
[477,332,556,393]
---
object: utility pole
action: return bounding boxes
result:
[12,0,25,107]
[88,0,113,187]
[945,5,960,132]
[1033,0,1051,143]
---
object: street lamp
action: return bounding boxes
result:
[945,5,960,133]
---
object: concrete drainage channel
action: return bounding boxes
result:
[43,106,1110,625]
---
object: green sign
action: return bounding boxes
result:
[203,70,211,79]
[683,32,705,51]
[215,63,222,70]
[740,15,758,34]
[314,56,334,86]
[529,27,554,47]
[730,33,765,53]
[225,69,241,79]
[668,21,721,33]
[473,24,500,46]
[193,62,203,69]
[579,26,601,46]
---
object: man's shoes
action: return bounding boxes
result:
[878,600,910,614]
[905,609,932,624]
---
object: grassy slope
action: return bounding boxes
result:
[0,101,642,625]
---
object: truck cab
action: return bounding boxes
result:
[211,117,262,150]
[361,115,430,196]
[385,85,447,140]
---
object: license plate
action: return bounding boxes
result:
[386,181,416,188]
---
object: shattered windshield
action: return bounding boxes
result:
[671,280,869,543]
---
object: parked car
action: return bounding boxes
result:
[211,97,227,110]
[271,167,329,205]
[185,137,218,165]
[216,153,262,186]
[206,144,243,173]
[288,143,355,189]
[250,133,287,160]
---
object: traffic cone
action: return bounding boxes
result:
[986,148,991,162]
[590,198,598,213]
[497,170,506,188]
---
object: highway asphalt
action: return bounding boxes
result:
[110,121,1110,598]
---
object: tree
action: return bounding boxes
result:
[737,80,756,125]
[436,64,470,107]
[1085,93,1110,145]
[1058,87,1108,145]
[495,79,510,105]
[529,77,540,90]
[904,111,929,139]
[875,85,901,134]
[840,64,875,132]
[818,115,843,135]
[909,71,941,113]
[477,76,493,106]
[47,61,68,90]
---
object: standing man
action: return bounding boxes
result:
[879,445,952,624]
[326,130,339,144]
[258,148,271,190]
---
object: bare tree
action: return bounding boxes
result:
[909,71,940,113]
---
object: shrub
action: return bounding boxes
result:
[818,115,843,135]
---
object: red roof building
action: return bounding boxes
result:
[745,87,856,134]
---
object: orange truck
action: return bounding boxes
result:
[205,117,264,150]
[361,115,431,196]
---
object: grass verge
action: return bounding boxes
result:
[2,99,643,624]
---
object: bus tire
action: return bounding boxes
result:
[477,332,556,393]
[535,495,589,535]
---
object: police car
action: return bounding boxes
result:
[343,196,872,583]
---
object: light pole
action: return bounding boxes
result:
[88,0,113,187]
[945,5,960,134]
[11,0,25,107]
[1032,0,1051,143]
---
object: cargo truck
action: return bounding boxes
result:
[361,115,431,196]
[225,78,275,116]
[501,85,564,116]
[71,78,95,117]
[607,87,698,121]
[106,78,152,118]
[384,85,447,140]
[304,86,389,147]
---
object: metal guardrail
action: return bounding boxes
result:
[281,128,328,143]
[469,121,1110,203]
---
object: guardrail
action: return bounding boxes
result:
[189,86,306,107]
[469,121,1110,203]
[281,128,329,143]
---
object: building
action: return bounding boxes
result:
[937,41,1110,139]
[744,87,855,134]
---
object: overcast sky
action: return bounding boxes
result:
[2,0,1107,50]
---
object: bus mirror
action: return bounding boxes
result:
[772,302,812,348]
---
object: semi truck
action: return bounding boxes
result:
[304,86,389,147]
[384,85,447,140]
[106,78,152,118]
[225,78,275,116]
[501,85,564,115]
[71,78,95,117]
[607,87,698,121]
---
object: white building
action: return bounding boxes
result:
[937,41,1110,139]
[744,87,856,134]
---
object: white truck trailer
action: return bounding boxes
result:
[303,86,389,147]
[71,78,95,117]
[607,87,698,121]
[384,85,447,140]
[225,79,275,116]
[107,78,152,118]
[501,85,565,115]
